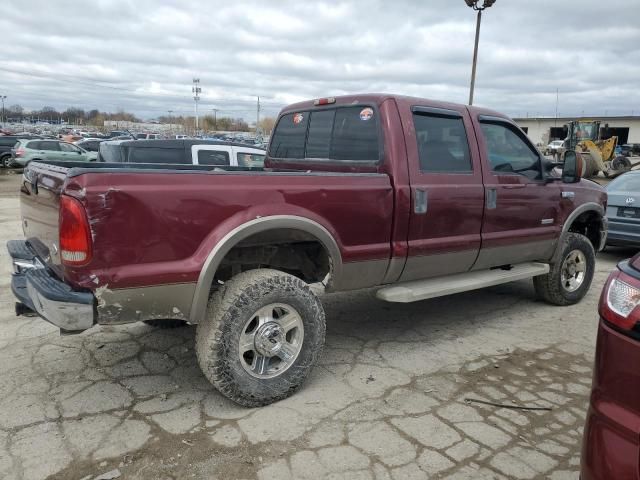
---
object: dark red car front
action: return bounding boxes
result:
[582,254,640,479]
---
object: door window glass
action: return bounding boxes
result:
[60,143,80,153]
[413,113,472,172]
[40,141,60,151]
[481,123,541,179]
[197,150,230,166]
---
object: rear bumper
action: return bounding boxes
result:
[606,217,640,247]
[8,240,95,332]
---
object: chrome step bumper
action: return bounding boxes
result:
[8,240,95,333]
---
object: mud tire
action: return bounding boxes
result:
[533,233,595,306]
[196,269,325,407]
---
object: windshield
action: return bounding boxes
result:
[607,174,640,192]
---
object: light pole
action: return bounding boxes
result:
[464,0,496,105]
[0,96,6,127]
[192,78,201,135]
[211,108,218,132]
[168,110,173,136]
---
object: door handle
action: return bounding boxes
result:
[486,188,497,209]
[561,191,575,200]
[414,188,427,214]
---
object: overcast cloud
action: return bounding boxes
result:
[2,0,639,121]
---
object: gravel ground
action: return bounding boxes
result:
[0,171,635,479]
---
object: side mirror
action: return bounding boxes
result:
[562,150,583,183]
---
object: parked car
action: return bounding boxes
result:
[545,139,564,156]
[605,171,640,247]
[581,254,640,479]
[8,94,606,407]
[0,134,42,167]
[98,139,266,167]
[134,133,161,140]
[620,143,640,157]
[74,138,103,153]
[10,139,96,167]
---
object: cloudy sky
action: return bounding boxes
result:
[2,0,639,121]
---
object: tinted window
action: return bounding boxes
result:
[481,123,541,179]
[330,107,379,161]
[40,141,60,151]
[127,147,185,164]
[270,112,309,158]
[197,150,230,166]
[237,153,265,167]
[80,141,99,152]
[413,113,472,172]
[99,144,124,162]
[0,137,19,147]
[306,110,335,158]
[26,141,41,149]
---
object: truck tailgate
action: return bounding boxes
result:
[20,162,70,279]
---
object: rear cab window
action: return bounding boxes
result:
[269,105,380,163]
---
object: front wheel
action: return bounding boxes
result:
[196,269,326,407]
[533,233,595,306]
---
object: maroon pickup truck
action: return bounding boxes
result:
[8,94,606,406]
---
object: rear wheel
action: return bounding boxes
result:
[612,155,632,171]
[196,269,325,407]
[533,233,595,306]
[0,154,9,168]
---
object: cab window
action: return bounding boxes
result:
[413,113,472,173]
[197,150,230,166]
[481,122,541,179]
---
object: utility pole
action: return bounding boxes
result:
[168,110,173,136]
[256,96,261,136]
[192,78,201,135]
[0,95,6,127]
[464,0,496,105]
[211,108,219,131]
[555,88,559,127]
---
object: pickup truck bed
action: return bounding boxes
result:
[8,93,607,406]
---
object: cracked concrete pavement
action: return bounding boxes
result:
[0,171,634,479]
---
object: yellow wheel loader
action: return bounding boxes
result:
[564,120,631,178]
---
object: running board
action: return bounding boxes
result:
[376,262,550,303]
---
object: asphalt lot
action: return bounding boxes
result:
[0,170,636,480]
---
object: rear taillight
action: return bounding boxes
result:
[599,270,640,332]
[59,195,92,266]
[15,148,25,157]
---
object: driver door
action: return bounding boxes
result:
[473,117,561,269]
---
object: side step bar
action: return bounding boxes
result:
[376,262,550,303]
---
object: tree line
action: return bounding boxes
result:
[4,104,277,133]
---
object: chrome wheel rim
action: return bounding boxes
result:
[239,303,304,379]
[561,249,587,293]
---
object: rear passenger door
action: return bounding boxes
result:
[38,141,63,161]
[473,117,561,269]
[399,106,485,282]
